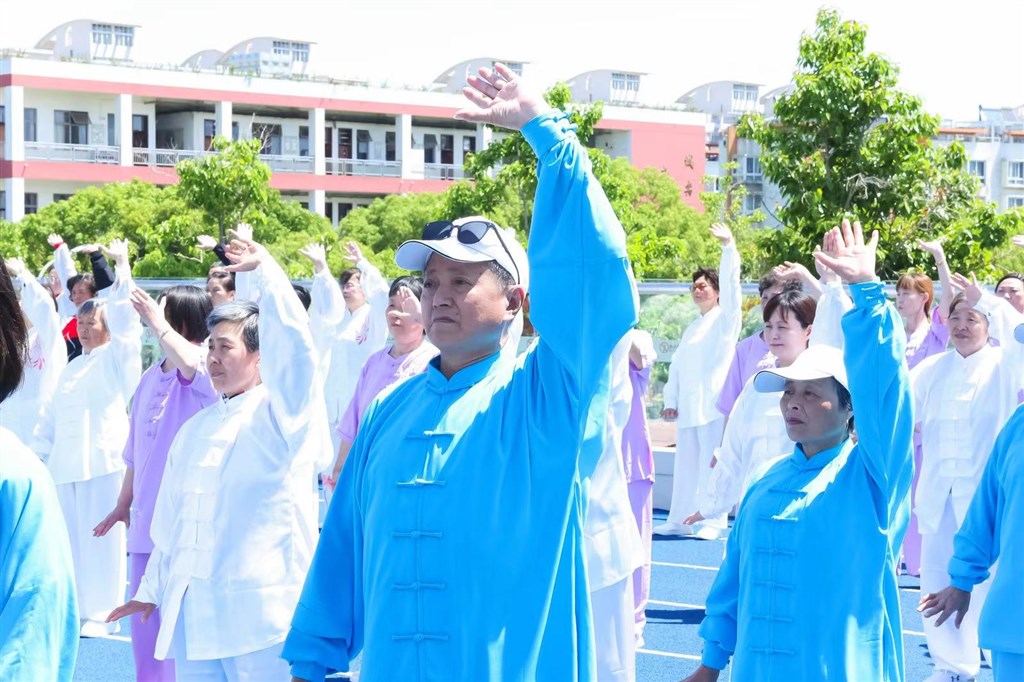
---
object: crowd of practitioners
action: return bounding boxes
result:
[0,65,1022,682]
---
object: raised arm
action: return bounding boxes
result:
[226,234,322,444]
[99,240,143,396]
[918,239,953,322]
[455,64,637,398]
[816,221,913,516]
[49,234,78,318]
[808,265,852,349]
[302,242,345,358]
[130,287,208,383]
[713,223,743,345]
[9,258,64,373]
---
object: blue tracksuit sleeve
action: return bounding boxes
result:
[522,111,637,402]
[282,412,371,680]
[947,408,1017,591]
[842,281,914,526]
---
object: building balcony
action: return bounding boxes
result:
[132,147,207,166]
[327,159,401,177]
[259,154,314,173]
[736,171,763,184]
[26,142,120,164]
[424,163,463,180]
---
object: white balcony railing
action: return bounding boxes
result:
[260,154,315,173]
[327,159,401,177]
[26,142,120,164]
[133,148,207,166]
[424,163,463,180]
[736,171,764,184]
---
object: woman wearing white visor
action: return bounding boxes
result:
[683,220,914,682]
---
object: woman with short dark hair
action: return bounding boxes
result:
[93,284,217,681]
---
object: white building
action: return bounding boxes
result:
[934,106,1024,211]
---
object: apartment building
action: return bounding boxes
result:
[934,107,1024,210]
[0,19,708,224]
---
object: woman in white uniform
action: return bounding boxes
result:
[32,239,141,637]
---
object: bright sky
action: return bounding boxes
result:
[3,0,1022,122]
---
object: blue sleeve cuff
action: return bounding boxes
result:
[701,641,730,670]
[949,575,975,592]
[521,110,573,157]
[848,280,885,307]
[289,661,327,682]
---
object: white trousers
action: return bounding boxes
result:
[55,470,126,624]
[590,575,636,682]
[920,497,994,678]
[667,420,727,530]
[171,603,290,682]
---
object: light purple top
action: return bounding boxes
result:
[337,342,439,443]
[122,358,217,553]
[622,359,654,484]
[905,306,950,370]
[715,331,770,417]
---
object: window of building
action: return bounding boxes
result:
[232,122,239,141]
[440,134,454,165]
[339,202,354,219]
[24,108,37,142]
[338,128,353,159]
[24,193,38,215]
[132,115,148,148]
[968,160,986,181]
[1009,161,1024,185]
[611,73,641,92]
[356,130,371,160]
[107,113,116,146]
[55,111,90,144]
[732,84,759,111]
[299,126,310,157]
[204,119,216,150]
[463,135,476,157]
[272,40,291,56]
[91,24,113,45]
[53,193,74,203]
[743,192,762,214]
[494,61,523,76]
[1009,196,1024,209]
[114,26,134,47]
[423,134,437,164]
[0,191,5,220]
[0,106,4,157]
[291,42,310,63]
[385,131,396,161]
[299,201,309,210]
[744,156,762,177]
[324,127,333,159]
[325,203,333,222]
[252,123,282,155]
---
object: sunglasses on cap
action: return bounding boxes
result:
[421,219,520,284]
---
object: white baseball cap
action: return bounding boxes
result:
[753,344,849,394]
[395,216,529,292]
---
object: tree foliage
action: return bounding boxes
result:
[739,8,1013,279]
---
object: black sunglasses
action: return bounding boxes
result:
[421,220,520,284]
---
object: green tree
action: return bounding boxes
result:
[176,136,272,242]
[739,9,1007,279]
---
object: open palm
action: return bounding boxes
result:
[813,219,878,284]
[454,64,548,132]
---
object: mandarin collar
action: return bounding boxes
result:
[425,350,509,393]
[216,383,267,416]
[789,437,853,471]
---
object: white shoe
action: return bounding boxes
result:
[653,521,693,536]
[693,524,723,541]
[922,670,974,682]
[79,620,117,638]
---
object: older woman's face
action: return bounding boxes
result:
[948,305,989,357]
[764,309,812,367]
[206,321,260,397]
[206,279,235,307]
[77,308,111,353]
[71,281,94,307]
[342,272,367,311]
[780,378,851,457]
[996,277,1024,314]
[691,276,719,314]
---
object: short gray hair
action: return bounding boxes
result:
[77,298,109,331]
[207,301,260,352]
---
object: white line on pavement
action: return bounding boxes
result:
[904,630,926,637]
[637,648,701,661]
[651,560,718,571]
[648,598,705,610]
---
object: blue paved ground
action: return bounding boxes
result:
[76,510,993,681]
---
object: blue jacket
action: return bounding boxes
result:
[282,110,637,681]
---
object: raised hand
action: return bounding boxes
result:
[454,63,550,132]
[299,242,329,274]
[950,272,984,307]
[234,222,254,241]
[918,586,971,629]
[47,233,64,248]
[343,241,364,264]
[709,223,734,246]
[811,248,840,285]
[93,503,130,537]
[107,600,156,624]
[196,234,218,251]
[130,287,167,330]
[222,230,265,273]
[661,408,678,420]
[812,219,878,285]
[388,285,423,325]
[683,511,705,526]
[5,257,27,279]
[917,238,946,261]
[101,239,131,269]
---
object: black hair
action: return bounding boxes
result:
[692,267,720,293]
[758,271,782,296]
[292,284,311,311]
[763,290,817,328]
[389,275,424,299]
[207,301,260,352]
[207,268,236,292]
[836,380,854,434]
[160,285,214,344]
[0,258,29,403]
[996,272,1024,292]
[67,273,97,298]
[339,267,361,288]
[486,261,516,289]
